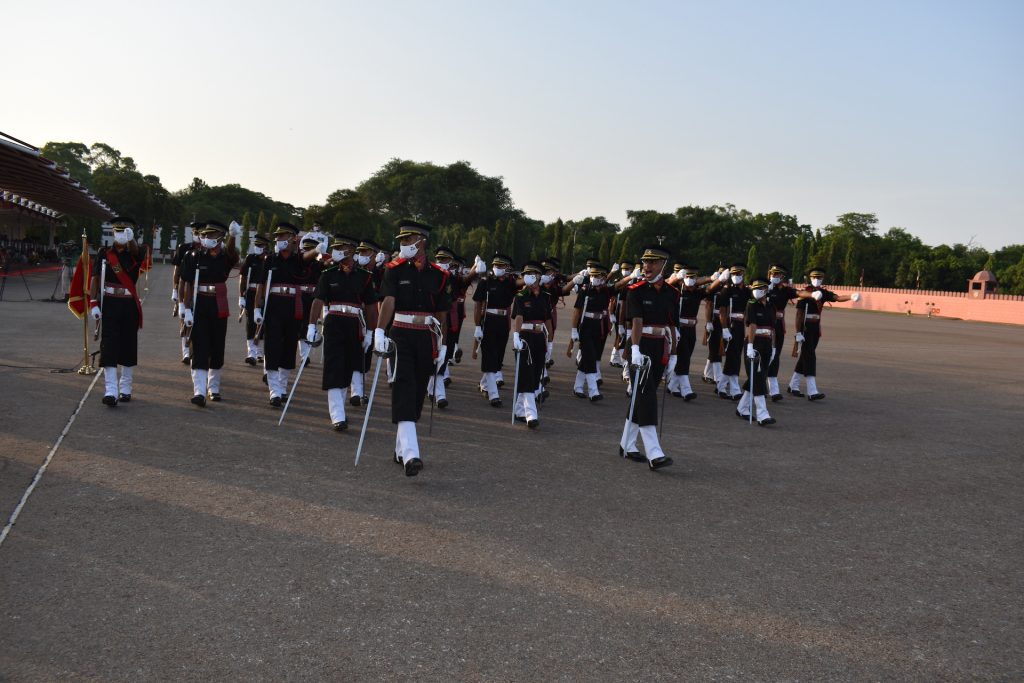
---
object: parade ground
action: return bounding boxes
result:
[1,263,1021,681]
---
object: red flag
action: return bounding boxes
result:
[67,249,90,319]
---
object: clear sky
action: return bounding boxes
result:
[3,0,1022,249]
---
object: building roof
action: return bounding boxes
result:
[0,133,114,219]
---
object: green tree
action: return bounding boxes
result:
[617,237,632,265]
[550,219,564,262]
[843,237,858,285]
[746,244,760,279]
[598,236,610,265]
[791,234,806,282]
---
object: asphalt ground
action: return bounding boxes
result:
[1,263,1021,681]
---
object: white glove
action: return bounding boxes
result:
[795,332,805,343]
[374,328,391,354]
[435,345,447,370]
[474,255,486,273]
[473,325,484,340]
[254,308,263,324]
[362,331,372,352]
[238,296,246,309]
[746,343,756,359]
[317,239,328,255]
[306,323,318,343]
[812,290,823,301]
[171,289,178,302]
[177,302,187,317]
[610,263,619,274]
[570,328,580,342]
[705,322,714,333]
[718,269,730,283]
[546,341,553,361]
[229,221,242,238]
[666,354,677,375]
[90,305,101,320]
[375,252,386,266]
[721,328,733,341]
[572,272,585,285]
[512,333,523,351]
[631,264,641,279]
[183,309,194,327]
[123,227,134,242]
[609,313,617,325]
[851,292,861,302]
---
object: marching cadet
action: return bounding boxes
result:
[254,222,320,407]
[239,233,270,365]
[372,219,450,477]
[171,222,201,364]
[297,233,327,364]
[90,217,145,406]
[355,238,385,386]
[307,234,378,430]
[539,256,564,369]
[665,264,708,400]
[619,245,676,470]
[569,263,613,401]
[788,268,860,400]
[427,245,460,409]
[179,220,240,406]
[702,268,726,385]
[473,253,518,407]
[608,258,634,368]
[447,253,473,367]
[735,278,777,425]
[717,264,751,400]
[764,263,800,401]
[511,261,554,428]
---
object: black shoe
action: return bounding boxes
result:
[573,390,587,399]
[786,387,804,397]
[181,356,191,364]
[718,391,731,399]
[437,398,448,409]
[209,393,221,402]
[589,393,603,402]
[256,356,264,363]
[610,361,623,368]
[540,388,549,400]
[244,357,257,366]
[102,394,118,407]
[269,396,282,408]
[649,456,673,470]
[545,359,554,368]
[596,378,604,387]
[731,394,742,402]
[670,391,683,398]
[514,415,526,423]
[404,458,423,477]
[118,393,131,403]
[394,450,402,464]
[333,420,348,431]
[191,394,206,408]
[736,409,750,420]
[771,393,783,402]
[683,392,697,401]
[702,376,715,384]
[489,398,502,408]
[304,357,311,368]
[808,393,825,401]
[527,419,539,429]
[618,446,645,462]
[758,417,777,426]
[454,347,463,363]
[262,374,268,385]
[350,395,362,407]
[496,379,505,388]
[443,377,451,387]
[540,375,550,386]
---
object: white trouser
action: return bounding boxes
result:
[397,421,420,463]
[246,339,258,357]
[806,376,820,395]
[595,365,602,381]
[620,420,639,452]
[103,366,118,396]
[610,347,621,364]
[717,373,730,394]
[327,388,346,423]
[737,390,752,416]
[496,370,505,385]
[639,425,665,461]
[574,371,585,393]
[516,392,538,420]
[728,375,741,395]
[208,368,221,394]
[767,377,780,395]
[789,372,804,391]
[118,366,133,395]
[277,369,291,398]
[667,373,679,393]
[482,372,498,400]
[181,337,189,357]
[754,395,771,421]
[350,371,364,399]
[712,361,723,381]
[191,369,208,397]
[427,374,447,400]
[679,375,692,395]
[298,340,310,360]
[703,359,712,379]
[585,373,600,397]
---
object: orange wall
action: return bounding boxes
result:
[824,286,1024,325]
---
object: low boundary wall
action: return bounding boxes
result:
[824,285,1024,325]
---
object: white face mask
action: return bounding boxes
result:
[731,274,744,285]
[113,231,129,245]
[399,242,419,259]
[275,239,290,253]
[253,246,264,255]
[621,267,631,275]
[540,274,553,285]
[331,249,348,262]
[461,266,472,276]
[523,274,538,286]
[811,278,823,287]
[683,277,696,287]
[492,267,506,277]
[770,276,782,285]
[589,276,605,287]
[355,253,371,266]
[753,288,767,299]
[200,237,219,249]
[435,261,450,271]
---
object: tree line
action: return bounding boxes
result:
[36,141,1024,294]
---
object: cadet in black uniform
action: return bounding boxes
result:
[239,233,270,365]
[511,261,554,428]
[180,221,240,406]
[607,259,634,368]
[297,234,326,364]
[569,263,613,401]
[427,246,460,409]
[702,268,727,385]
[717,264,751,400]
[307,234,378,430]
[764,263,799,400]
[736,278,777,425]
[254,223,319,407]
[620,245,677,470]
[472,253,517,406]
[788,268,860,400]
[666,264,707,400]
[373,220,450,477]
[90,217,145,406]
[171,223,201,363]
[355,239,385,381]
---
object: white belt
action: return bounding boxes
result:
[582,311,607,319]
[679,317,697,326]
[103,286,132,296]
[300,284,316,293]
[485,307,509,316]
[520,322,544,332]
[729,313,745,320]
[327,304,362,315]
[775,311,784,319]
[804,314,821,321]
[270,285,297,295]
[394,313,439,326]
[196,284,219,293]
[754,328,773,336]
[641,325,668,335]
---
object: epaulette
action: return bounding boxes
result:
[386,258,407,269]
[628,280,646,290]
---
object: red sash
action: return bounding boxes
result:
[106,249,143,329]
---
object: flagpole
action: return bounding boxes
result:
[77,230,96,375]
